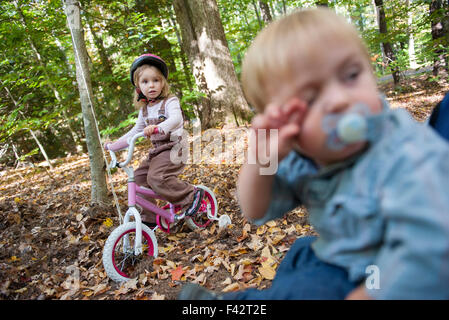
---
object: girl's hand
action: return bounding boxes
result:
[103,140,112,150]
[250,98,307,164]
[144,125,158,137]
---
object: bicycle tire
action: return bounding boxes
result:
[102,222,158,283]
[185,185,218,231]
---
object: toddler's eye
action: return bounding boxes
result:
[303,92,317,106]
[343,66,361,82]
[297,86,319,106]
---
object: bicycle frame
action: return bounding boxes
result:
[108,132,181,256]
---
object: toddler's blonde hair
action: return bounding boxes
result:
[133,64,171,109]
[241,8,371,112]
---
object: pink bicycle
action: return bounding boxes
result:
[102,132,231,282]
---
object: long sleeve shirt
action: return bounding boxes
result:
[107,96,183,151]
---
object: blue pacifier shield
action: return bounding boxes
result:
[322,103,370,150]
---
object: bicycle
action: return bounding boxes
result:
[102,131,231,283]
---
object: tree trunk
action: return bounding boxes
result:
[430,0,447,76]
[168,8,194,92]
[259,1,273,24]
[173,0,251,128]
[406,0,418,69]
[374,0,400,86]
[64,0,108,205]
[251,0,263,29]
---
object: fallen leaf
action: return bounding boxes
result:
[192,272,207,285]
[171,266,185,281]
[266,221,277,227]
[151,292,165,300]
[92,283,110,296]
[256,225,267,235]
[237,223,251,242]
[247,234,264,251]
[103,218,113,228]
[222,282,241,293]
[258,266,276,280]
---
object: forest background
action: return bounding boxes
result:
[0,0,449,300]
[1,0,448,171]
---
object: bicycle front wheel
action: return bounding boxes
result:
[102,222,158,283]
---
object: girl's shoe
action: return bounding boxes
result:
[184,188,204,217]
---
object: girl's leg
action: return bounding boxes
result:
[147,149,195,211]
[223,236,359,300]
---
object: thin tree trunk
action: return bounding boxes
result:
[168,8,194,91]
[251,0,263,29]
[407,0,418,69]
[64,0,108,205]
[374,0,400,86]
[430,0,446,76]
[281,0,287,14]
[259,1,273,24]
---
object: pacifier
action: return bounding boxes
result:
[322,103,372,150]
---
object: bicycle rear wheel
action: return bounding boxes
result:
[185,185,218,231]
[102,222,158,283]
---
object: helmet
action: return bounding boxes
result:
[130,53,168,87]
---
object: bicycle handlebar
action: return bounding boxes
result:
[107,132,145,169]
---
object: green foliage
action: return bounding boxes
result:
[180,90,207,120]
[1,0,447,166]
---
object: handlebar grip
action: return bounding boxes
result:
[153,127,159,134]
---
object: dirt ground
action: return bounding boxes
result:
[0,72,448,300]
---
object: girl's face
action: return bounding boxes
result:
[137,66,165,100]
[271,39,382,166]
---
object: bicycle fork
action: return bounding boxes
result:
[123,174,143,255]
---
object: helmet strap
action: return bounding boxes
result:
[136,88,148,103]
[136,88,162,104]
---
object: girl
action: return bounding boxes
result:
[105,53,204,228]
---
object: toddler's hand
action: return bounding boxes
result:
[250,98,306,163]
[144,125,158,137]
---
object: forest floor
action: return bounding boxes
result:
[0,72,448,300]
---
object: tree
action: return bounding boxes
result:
[259,1,273,24]
[173,0,252,128]
[429,0,449,76]
[64,0,108,205]
[374,0,401,85]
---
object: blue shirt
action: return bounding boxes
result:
[253,101,449,299]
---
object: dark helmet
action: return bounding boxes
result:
[130,53,168,87]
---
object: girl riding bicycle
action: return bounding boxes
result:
[105,54,204,228]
